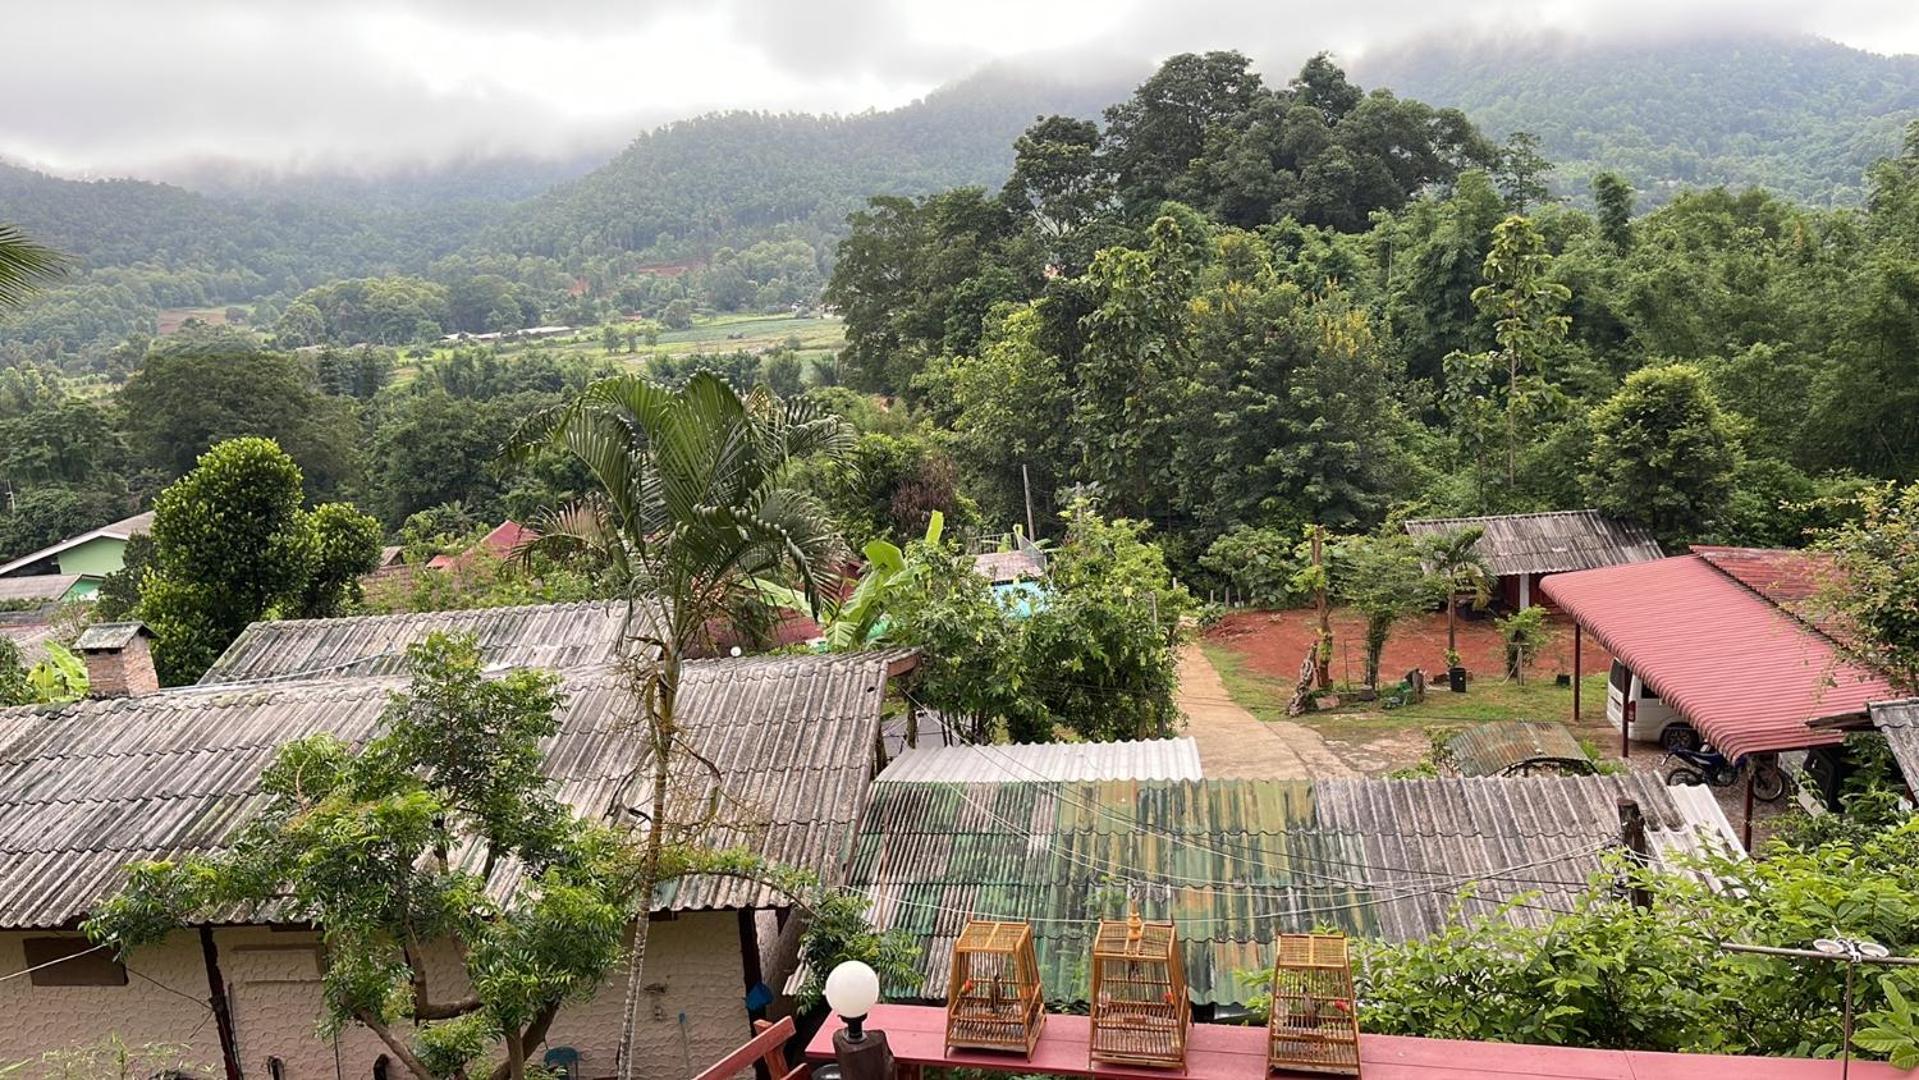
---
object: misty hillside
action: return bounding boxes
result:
[486,64,1134,264]
[1356,32,1919,205]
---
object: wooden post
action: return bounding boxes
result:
[1311,525,1331,690]
[1572,622,1582,723]
[198,926,243,1080]
[834,1028,897,1080]
[1617,798,1650,910]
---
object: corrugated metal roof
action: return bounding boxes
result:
[0,575,82,602]
[1445,722,1596,777]
[972,549,1046,585]
[200,601,629,683]
[875,738,1203,784]
[1541,556,1893,760]
[846,774,1738,1007]
[1691,545,1849,640]
[1870,699,1919,791]
[1403,510,1663,577]
[0,651,901,928]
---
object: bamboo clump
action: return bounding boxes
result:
[945,920,1046,1056]
[1088,910,1190,1070]
[1266,933,1361,1075]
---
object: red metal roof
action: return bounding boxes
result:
[1541,555,1894,759]
[804,1005,1911,1079]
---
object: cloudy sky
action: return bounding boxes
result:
[7,0,1919,177]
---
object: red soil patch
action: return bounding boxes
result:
[1205,606,1614,686]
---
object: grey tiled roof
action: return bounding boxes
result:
[0,650,903,928]
[200,601,629,683]
[1404,510,1664,577]
[847,773,1739,1006]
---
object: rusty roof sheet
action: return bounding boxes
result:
[971,549,1046,585]
[1403,510,1663,577]
[0,651,902,928]
[200,600,629,683]
[875,738,1203,784]
[1445,722,1597,778]
[1541,555,1894,760]
[846,774,1738,1006]
[1870,699,1919,791]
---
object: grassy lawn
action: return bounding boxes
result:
[397,313,845,380]
[1201,639,1618,767]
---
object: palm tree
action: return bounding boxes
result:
[504,371,850,1080]
[1424,526,1494,668]
[0,224,66,308]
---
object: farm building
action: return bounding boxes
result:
[1403,509,1662,610]
[844,771,1737,1009]
[0,602,913,1078]
[0,510,151,599]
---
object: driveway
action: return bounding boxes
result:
[1176,644,1356,779]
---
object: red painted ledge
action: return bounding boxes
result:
[802,1004,1909,1079]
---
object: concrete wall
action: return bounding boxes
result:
[55,537,128,579]
[0,914,752,1080]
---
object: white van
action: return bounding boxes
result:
[1608,660,1699,750]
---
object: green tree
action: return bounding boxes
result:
[1593,172,1635,252]
[1448,214,1572,495]
[1586,364,1740,547]
[1493,131,1555,212]
[87,633,642,1079]
[1816,480,1919,691]
[1333,531,1440,687]
[120,335,360,494]
[505,371,850,1080]
[1421,526,1493,668]
[135,437,381,684]
[0,637,31,706]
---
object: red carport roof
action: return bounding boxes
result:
[1541,554,1894,760]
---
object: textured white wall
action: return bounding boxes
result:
[0,917,751,1080]
[0,930,219,1073]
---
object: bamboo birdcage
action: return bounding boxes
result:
[1267,933,1361,1076]
[1088,911,1190,1070]
[945,920,1047,1056]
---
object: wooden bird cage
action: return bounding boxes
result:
[1088,911,1190,1070]
[945,920,1047,1056]
[1267,933,1361,1076]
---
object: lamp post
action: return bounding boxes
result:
[824,961,895,1080]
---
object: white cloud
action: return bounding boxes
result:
[3,0,1916,176]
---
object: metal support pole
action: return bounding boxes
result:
[1743,769,1756,852]
[1572,623,1582,724]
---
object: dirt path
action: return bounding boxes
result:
[1176,644,1356,779]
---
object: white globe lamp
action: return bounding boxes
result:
[823,960,881,1042]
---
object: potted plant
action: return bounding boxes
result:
[1422,527,1493,694]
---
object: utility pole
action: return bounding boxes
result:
[1021,464,1037,542]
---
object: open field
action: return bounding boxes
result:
[155,306,238,335]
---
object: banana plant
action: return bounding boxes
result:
[27,642,88,704]
[761,511,943,650]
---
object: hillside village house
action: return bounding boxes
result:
[0,509,150,599]
[0,601,914,1079]
[1403,509,1663,611]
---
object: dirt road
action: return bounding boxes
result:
[1176,644,1356,779]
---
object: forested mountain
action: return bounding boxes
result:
[0,64,1130,363]
[1357,32,1919,206]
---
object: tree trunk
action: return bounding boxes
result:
[1446,592,1458,657]
[615,642,679,1080]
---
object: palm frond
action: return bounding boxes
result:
[0,224,68,309]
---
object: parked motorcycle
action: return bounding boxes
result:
[1665,746,1788,802]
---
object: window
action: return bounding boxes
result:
[24,937,128,986]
